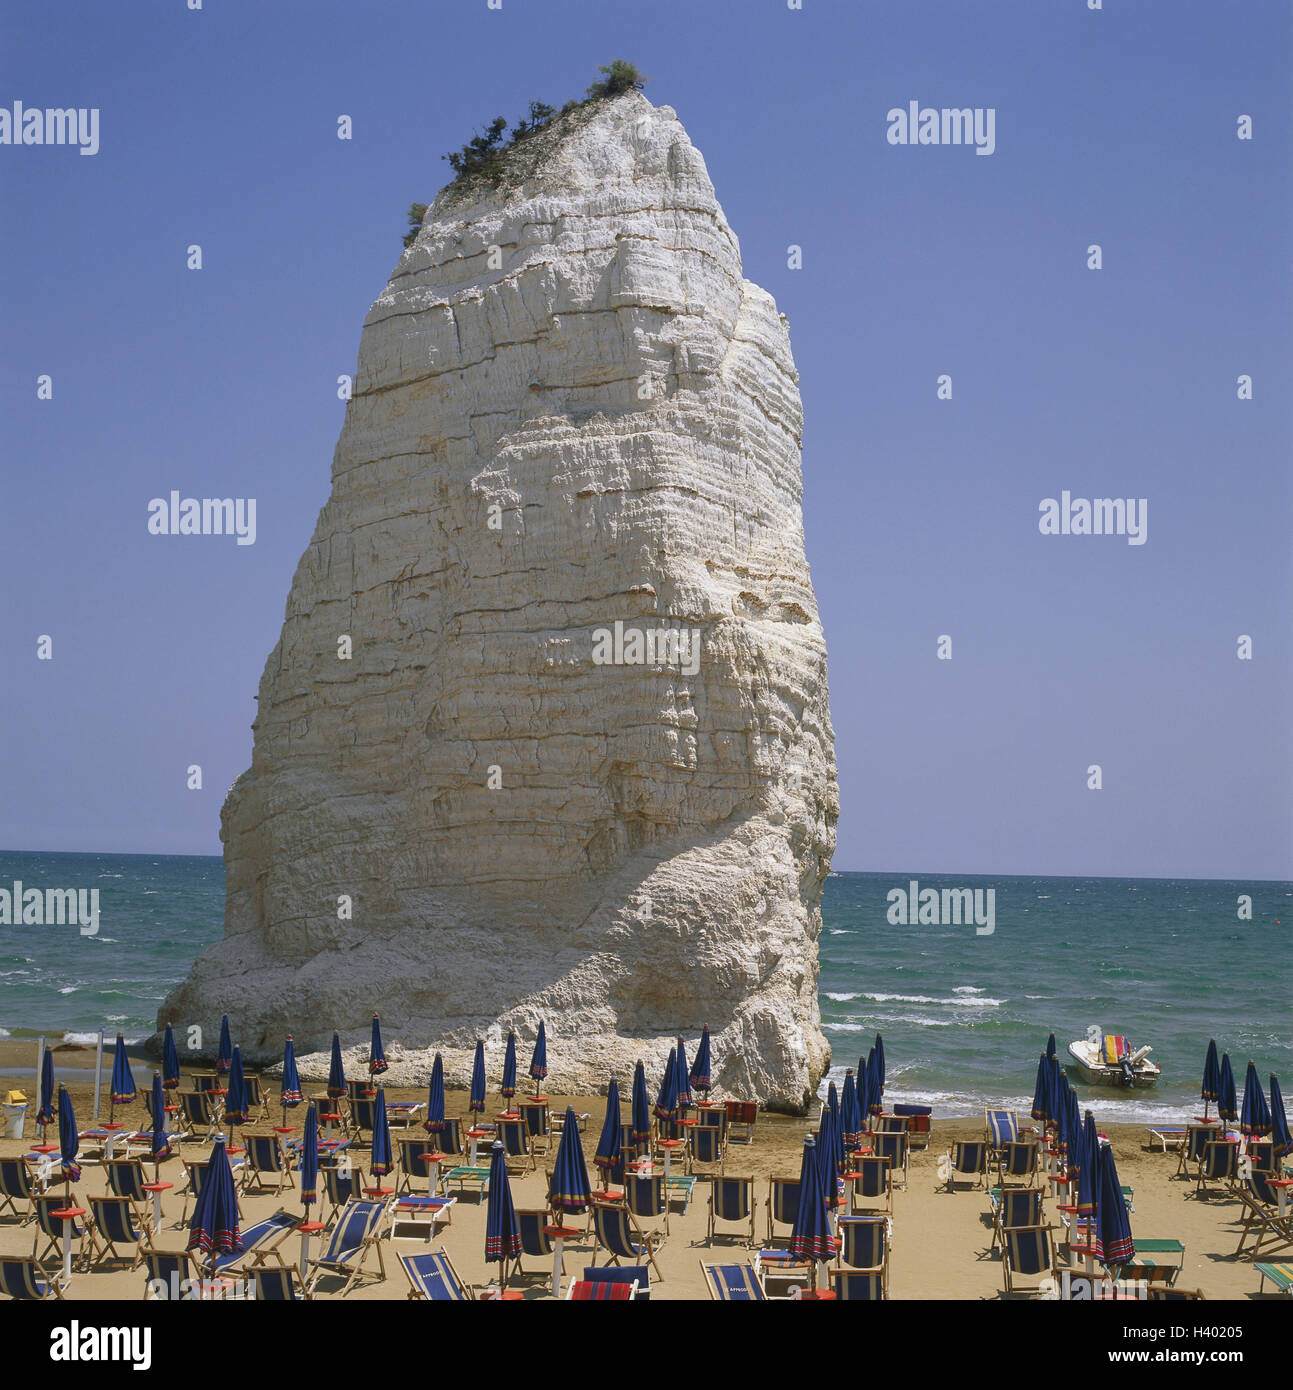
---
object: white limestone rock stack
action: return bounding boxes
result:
[161,91,837,1112]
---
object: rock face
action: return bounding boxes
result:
[161,91,837,1112]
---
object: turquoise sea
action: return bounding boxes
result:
[1,852,1289,1124]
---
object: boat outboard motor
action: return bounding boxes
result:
[1119,1043,1136,1087]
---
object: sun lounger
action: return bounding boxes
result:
[444,1165,490,1198]
[566,1271,639,1299]
[708,1176,755,1245]
[399,1249,474,1300]
[1145,1285,1205,1300]
[753,1248,814,1299]
[215,1208,300,1272]
[388,1195,456,1241]
[665,1173,696,1215]
[1120,1238,1186,1285]
[1147,1125,1187,1153]
[1255,1261,1293,1296]
[0,1255,65,1299]
[701,1260,765,1300]
[303,1198,390,1296]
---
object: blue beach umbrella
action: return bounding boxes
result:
[1064,1087,1082,1172]
[468,1040,487,1120]
[674,1038,694,1111]
[326,1033,346,1099]
[1269,1075,1291,1157]
[1200,1040,1220,1119]
[788,1135,835,1286]
[299,1101,319,1213]
[1030,1054,1051,1127]
[224,1046,248,1150]
[864,1048,885,1117]
[549,1107,592,1215]
[501,1032,518,1101]
[280,1035,302,1125]
[370,1088,393,1177]
[1240,1061,1271,1138]
[1092,1139,1134,1270]
[216,1015,233,1073]
[485,1141,522,1293]
[840,1069,864,1148]
[631,1061,651,1153]
[57,1084,80,1191]
[655,1048,679,1123]
[1218,1054,1238,1128]
[369,1015,388,1078]
[187,1134,242,1276]
[424,1054,446,1135]
[162,1023,181,1092]
[109,1032,137,1122]
[37,1047,56,1136]
[529,1022,548,1096]
[594,1079,622,1187]
[1046,1033,1057,1060]
[1074,1110,1099,1222]
[817,1094,842,1210]
[689,1026,712,1094]
[150,1074,171,1170]
[872,1033,886,1093]
[855,1061,873,1130]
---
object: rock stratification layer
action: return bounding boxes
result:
[161,91,837,1111]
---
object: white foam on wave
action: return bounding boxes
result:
[61,1031,103,1044]
[830,1016,957,1030]
[952,986,984,994]
[58,986,78,995]
[825,992,859,1002]
[828,929,849,936]
[854,991,1003,1008]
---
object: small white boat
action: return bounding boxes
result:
[1067,1026,1161,1089]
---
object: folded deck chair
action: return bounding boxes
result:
[0,1255,65,1300]
[578,1265,650,1301]
[835,1215,891,1294]
[84,1195,147,1271]
[1001,1224,1061,1296]
[567,1276,637,1299]
[872,1131,909,1189]
[1234,1171,1293,1258]
[625,1173,670,1238]
[30,1194,87,1269]
[249,1265,306,1300]
[944,1140,987,1191]
[591,1203,663,1279]
[830,1270,885,1300]
[241,1133,295,1195]
[849,1156,894,1215]
[0,1157,38,1222]
[1194,1141,1239,1198]
[1255,1262,1293,1296]
[399,1249,474,1301]
[985,1109,1020,1152]
[708,1176,755,1245]
[996,1141,1040,1189]
[990,1187,1043,1253]
[765,1175,802,1245]
[303,1198,389,1296]
[725,1100,758,1144]
[687,1124,725,1177]
[1176,1124,1215,1179]
[701,1260,765,1300]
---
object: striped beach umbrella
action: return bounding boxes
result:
[1030,1054,1051,1127]
[36,1047,56,1137]
[369,1015,388,1078]
[1200,1039,1220,1120]
[840,1069,864,1148]
[631,1061,651,1154]
[424,1054,446,1135]
[674,1038,693,1112]
[326,1034,346,1099]
[370,1088,393,1177]
[689,1026,712,1095]
[280,1036,302,1126]
[109,1033,137,1123]
[224,1046,248,1147]
[149,1074,171,1171]
[817,1091,843,1211]
[549,1107,592,1216]
[864,1046,885,1117]
[57,1084,80,1191]
[468,1040,487,1121]
[1269,1075,1291,1157]
[501,1032,518,1101]
[655,1047,679,1123]
[188,1134,242,1276]
[788,1134,834,1285]
[299,1102,319,1212]
[1240,1062,1271,1138]
[594,1078,622,1186]
[216,1015,233,1073]
[161,1023,181,1091]
[529,1021,548,1096]
[1046,1033,1057,1060]
[1092,1139,1134,1270]
[485,1140,521,1293]
[1075,1110,1099,1221]
[1218,1053,1238,1128]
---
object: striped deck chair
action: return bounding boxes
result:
[434,1117,464,1157]
[985,1109,1020,1153]
[1195,1141,1239,1198]
[578,1265,650,1300]
[104,1159,154,1237]
[214,1208,300,1272]
[625,1173,670,1237]
[708,1176,754,1245]
[1145,1286,1205,1300]
[687,1124,725,1177]
[320,1160,364,1225]
[1248,1141,1277,1174]
[520,1104,551,1156]
[725,1100,758,1144]
[990,1187,1043,1253]
[1175,1124,1215,1179]
[1234,1171,1293,1257]
[395,1136,437,1195]
[701,1260,765,1300]
[591,1204,663,1280]
[181,1154,246,1222]
[1001,1225,1060,1296]
[872,1131,909,1189]
[250,1265,306,1300]
[84,1195,146,1271]
[849,1156,894,1215]
[698,1109,729,1144]
[514,1210,556,1280]
[835,1215,891,1294]
[1255,1262,1293,1296]
[996,1141,1039,1189]
[766,1176,801,1245]
[241,1133,295,1195]
[872,1114,907,1135]
[0,1157,37,1222]
[498,1119,535,1173]
[243,1075,270,1125]
[400,1250,474,1301]
[944,1140,987,1191]
[895,1103,932,1150]
[31,1195,88,1269]
[0,1255,64,1300]
[176,1090,220,1141]
[303,1198,389,1296]
[348,1096,377,1140]
[567,1276,637,1299]
[830,1270,886,1300]
[139,1247,204,1299]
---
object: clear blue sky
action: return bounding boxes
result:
[3,0,1290,879]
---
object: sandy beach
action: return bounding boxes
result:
[0,1040,1282,1303]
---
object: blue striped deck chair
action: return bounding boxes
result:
[399,1250,474,1301]
[1145,1285,1205,1300]
[241,1133,294,1195]
[520,1104,551,1156]
[625,1173,670,1237]
[191,1073,222,1095]
[303,1198,389,1296]
[765,1175,801,1245]
[321,1160,364,1224]
[514,1209,555,1280]
[872,1131,909,1189]
[990,1186,1043,1252]
[1235,1171,1293,1257]
[1195,1141,1239,1198]
[1001,1225,1059,1296]
[215,1208,299,1272]
[701,1261,764,1300]
[996,1140,1039,1189]
[1248,1141,1277,1174]
[708,1176,754,1244]
[348,1096,377,1139]
[0,1255,64,1300]
[242,1074,269,1124]
[945,1140,987,1191]
[104,1159,154,1235]
[395,1135,438,1195]
[872,1114,907,1134]
[85,1195,146,1270]
[985,1109,1020,1153]
[848,1156,893,1215]
[578,1265,650,1301]
[1256,1262,1293,1296]
[835,1215,890,1294]
[139,1247,203,1299]
[182,1154,246,1222]
[830,1270,885,1300]
[699,1108,729,1144]
[591,1204,663,1280]
[567,1275,637,1299]
[31,1195,87,1268]
[498,1119,535,1172]
[177,1091,220,1142]
[435,1117,464,1157]
[250,1265,306,1300]
[687,1124,725,1177]
[0,1157,37,1222]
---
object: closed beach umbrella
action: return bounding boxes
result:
[1218,1053,1238,1127]
[216,1015,233,1073]
[840,1069,865,1149]
[468,1040,487,1121]
[326,1033,346,1099]
[1092,1140,1134,1270]
[1269,1075,1291,1157]
[299,1102,319,1213]
[529,1021,548,1096]
[1240,1061,1271,1138]
[224,1046,248,1148]
[501,1032,518,1102]
[187,1134,242,1277]
[631,1061,651,1154]
[594,1078,622,1185]
[424,1054,446,1135]
[788,1135,834,1288]
[689,1026,712,1094]
[280,1035,302,1126]
[872,1033,886,1093]
[655,1047,679,1123]
[1064,1087,1082,1171]
[57,1084,80,1192]
[485,1141,522,1293]
[150,1074,171,1170]
[37,1047,56,1137]
[369,1015,388,1078]
[162,1023,181,1091]
[109,1032,137,1123]
[816,1095,842,1212]
[1046,1033,1057,1060]
[549,1106,592,1215]
[864,1047,885,1117]
[1200,1039,1220,1120]
[1030,1054,1050,1127]
[674,1038,694,1111]
[370,1088,393,1177]
[1075,1110,1099,1221]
